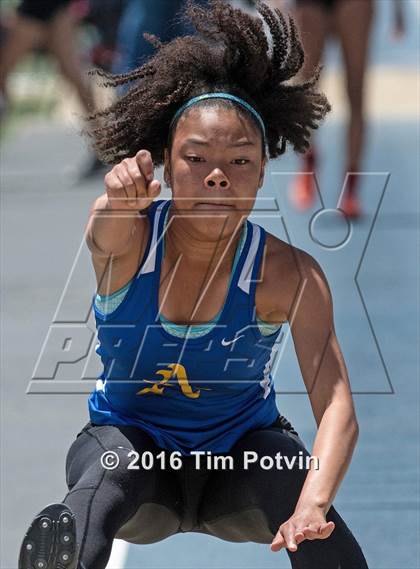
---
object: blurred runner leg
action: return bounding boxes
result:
[45,3,105,180]
[289,0,329,210]
[46,4,95,115]
[334,0,374,218]
[0,12,46,113]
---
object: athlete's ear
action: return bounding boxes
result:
[257,155,267,190]
[163,148,171,188]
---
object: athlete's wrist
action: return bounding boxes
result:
[294,497,330,517]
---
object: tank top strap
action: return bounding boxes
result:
[237,220,266,296]
[229,219,266,329]
[138,199,170,276]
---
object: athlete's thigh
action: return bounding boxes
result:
[197,425,310,543]
[197,426,368,568]
[65,422,157,488]
[334,0,374,103]
[293,0,330,80]
[65,423,183,543]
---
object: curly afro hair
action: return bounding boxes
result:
[85,0,331,166]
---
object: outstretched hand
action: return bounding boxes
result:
[270,505,335,553]
[104,149,161,211]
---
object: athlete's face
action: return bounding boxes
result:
[164,106,266,237]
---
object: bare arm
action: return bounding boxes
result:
[289,251,359,514]
[85,150,162,295]
[270,247,359,552]
[85,149,161,258]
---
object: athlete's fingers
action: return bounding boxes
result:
[270,529,286,552]
[104,170,124,193]
[115,163,137,196]
[317,521,335,538]
[301,523,321,540]
[147,179,161,198]
[125,160,147,196]
[104,151,161,210]
[301,521,334,540]
[114,164,137,206]
[283,526,298,552]
[135,149,154,182]
[273,524,298,552]
[294,528,306,545]
[104,170,129,207]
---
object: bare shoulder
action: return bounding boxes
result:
[256,230,328,322]
[264,232,325,278]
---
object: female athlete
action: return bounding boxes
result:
[18,1,369,568]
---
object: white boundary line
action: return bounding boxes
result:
[106,539,129,569]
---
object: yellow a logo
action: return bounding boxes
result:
[137,363,204,399]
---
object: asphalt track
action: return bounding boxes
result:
[1,1,419,568]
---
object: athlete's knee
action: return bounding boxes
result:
[66,445,141,492]
[346,82,364,113]
[97,445,145,488]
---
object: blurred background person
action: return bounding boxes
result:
[111,0,209,94]
[112,0,185,77]
[0,1,92,120]
[83,0,127,74]
[0,0,125,179]
[285,0,406,218]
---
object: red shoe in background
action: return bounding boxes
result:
[289,148,317,211]
[340,172,362,219]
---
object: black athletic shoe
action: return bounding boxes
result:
[18,503,78,569]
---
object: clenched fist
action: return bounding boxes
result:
[104,149,161,210]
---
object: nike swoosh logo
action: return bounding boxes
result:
[221,335,245,346]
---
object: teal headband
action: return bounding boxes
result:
[169,92,266,142]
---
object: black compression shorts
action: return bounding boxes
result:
[62,414,369,568]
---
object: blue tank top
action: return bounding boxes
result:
[88,199,282,456]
